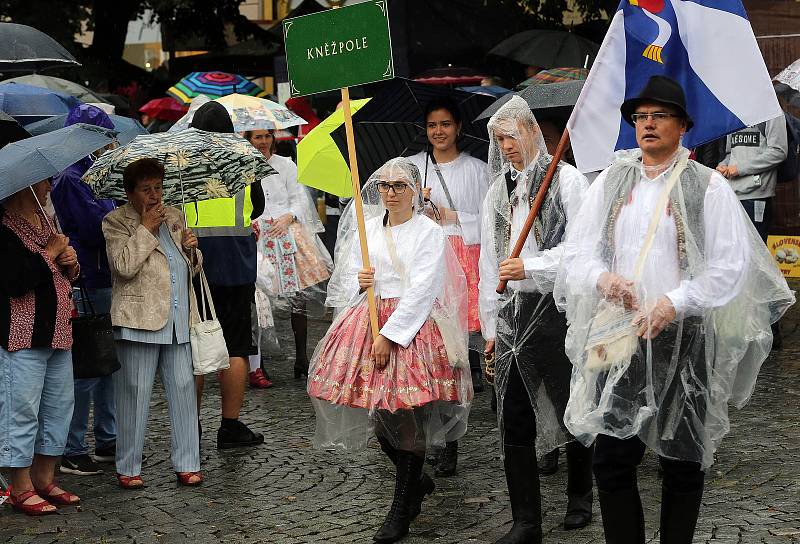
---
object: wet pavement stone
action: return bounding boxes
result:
[2,296,800,543]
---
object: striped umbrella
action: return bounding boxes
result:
[167,72,268,105]
[82,129,275,206]
[517,67,589,88]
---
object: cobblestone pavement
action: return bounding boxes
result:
[2,305,800,544]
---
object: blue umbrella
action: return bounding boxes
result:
[167,71,267,105]
[0,123,116,201]
[0,82,82,124]
[26,113,147,145]
[458,85,512,98]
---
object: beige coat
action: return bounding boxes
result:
[103,203,203,331]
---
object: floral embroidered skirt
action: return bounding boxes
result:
[307,298,472,413]
[448,235,481,332]
[262,222,330,293]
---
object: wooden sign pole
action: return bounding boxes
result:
[496,128,571,294]
[340,86,380,340]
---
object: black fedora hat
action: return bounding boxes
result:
[620,75,694,130]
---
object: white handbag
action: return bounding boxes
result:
[190,269,230,376]
[584,157,688,372]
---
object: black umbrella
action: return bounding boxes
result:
[476,80,586,123]
[331,78,495,185]
[489,29,599,70]
[0,23,81,72]
[0,111,30,149]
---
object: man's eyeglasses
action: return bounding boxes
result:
[631,112,681,124]
[376,182,408,194]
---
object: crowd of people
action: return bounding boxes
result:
[0,73,796,544]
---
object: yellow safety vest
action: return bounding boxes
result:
[184,187,254,237]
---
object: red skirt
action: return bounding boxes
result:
[307,298,471,412]
[448,235,481,332]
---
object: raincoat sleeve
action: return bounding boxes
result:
[556,169,612,309]
[664,172,749,315]
[478,194,500,340]
[102,210,160,281]
[51,171,115,251]
[380,223,446,348]
[521,165,589,294]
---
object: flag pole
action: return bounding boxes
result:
[341,86,380,340]
[496,128,571,294]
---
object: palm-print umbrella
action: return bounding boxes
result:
[82,129,276,206]
[169,94,307,132]
[167,72,268,105]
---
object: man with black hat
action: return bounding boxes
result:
[555,75,793,543]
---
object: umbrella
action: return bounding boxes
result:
[0,124,115,201]
[0,82,82,124]
[25,113,148,145]
[330,78,495,185]
[169,93,307,133]
[517,67,590,87]
[0,111,30,149]
[139,97,188,122]
[476,80,586,123]
[2,74,109,104]
[489,30,599,70]
[413,67,490,87]
[0,23,80,72]
[457,85,512,98]
[297,98,371,197]
[167,72,268,105]
[82,129,276,206]
[775,59,800,108]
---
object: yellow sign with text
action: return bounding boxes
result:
[768,235,800,277]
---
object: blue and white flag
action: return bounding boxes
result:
[567,0,782,173]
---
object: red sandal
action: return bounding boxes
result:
[7,487,57,516]
[176,471,203,486]
[116,473,144,489]
[34,482,80,505]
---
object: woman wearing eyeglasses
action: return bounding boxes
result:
[308,158,472,544]
[407,96,490,477]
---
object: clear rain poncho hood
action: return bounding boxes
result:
[479,95,588,456]
[554,147,795,468]
[308,157,473,453]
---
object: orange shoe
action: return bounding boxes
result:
[176,472,203,486]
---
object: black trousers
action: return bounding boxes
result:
[593,434,705,496]
[501,358,537,447]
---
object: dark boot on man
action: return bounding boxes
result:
[469,349,484,393]
[563,441,593,530]
[597,487,646,544]
[434,441,458,477]
[538,447,559,475]
[373,451,424,543]
[495,444,543,544]
[659,486,704,544]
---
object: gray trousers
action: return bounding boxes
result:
[113,340,200,476]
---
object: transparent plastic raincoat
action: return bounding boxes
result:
[253,153,333,316]
[554,147,795,469]
[308,158,473,453]
[478,96,589,455]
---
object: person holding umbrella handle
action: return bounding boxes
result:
[1,178,82,515]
